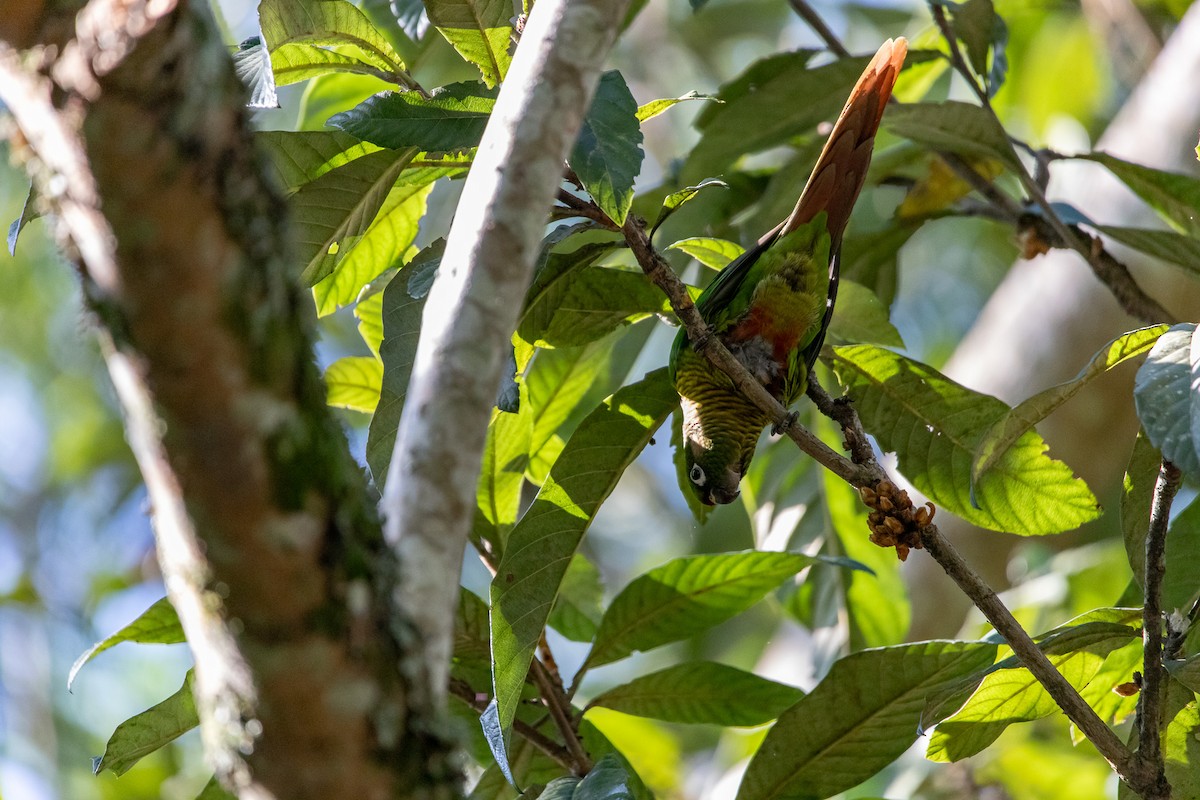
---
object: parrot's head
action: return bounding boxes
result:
[684,436,749,506]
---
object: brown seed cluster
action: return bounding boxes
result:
[859,480,935,561]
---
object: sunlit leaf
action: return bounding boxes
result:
[1133,323,1200,478]
[1122,431,1163,588]
[259,0,408,79]
[569,71,645,226]
[1163,683,1200,797]
[93,670,198,776]
[489,371,677,749]
[256,131,383,192]
[69,597,184,690]
[650,179,728,238]
[548,553,605,642]
[588,661,804,726]
[832,345,1101,535]
[473,401,532,553]
[972,325,1168,484]
[586,551,848,669]
[425,0,513,88]
[516,243,621,347]
[636,91,718,123]
[667,237,744,271]
[827,279,904,348]
[525,342,613,472]
[324,356,383,412]
[736,641,997,800]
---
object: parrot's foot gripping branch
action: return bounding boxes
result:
[859,481,934,562]
[770,411,800,436]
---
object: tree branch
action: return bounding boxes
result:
[1136,459,1183,799]
[381,0,632,716]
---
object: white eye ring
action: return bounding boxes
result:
[689,464,706,486]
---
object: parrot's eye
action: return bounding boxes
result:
[689,464,706,486]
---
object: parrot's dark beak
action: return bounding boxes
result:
[706,486,741,505]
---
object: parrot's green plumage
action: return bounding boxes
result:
[669,38,907,506]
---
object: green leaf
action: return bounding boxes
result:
[356,290,385,356]
[536,268,664,348]
[927,621,1137,762]
[1122,431,1163,588]
[569,71,645,226]
[883,101,1021,172]
[324,356,383,412]
[636,91,718,123]
[330,83,497,152]
[525,342,613,470]
[425,0,513,88]
[1085,152,1200,235]
[473,403,532,552]
[839,221,921,306]
[827,279,904,348]
[972,325,1168,485]
[541,754,634,800]
[1096,225,1200,277]
[1163,683,1200,797]
[365,262,431,487]
[1133,323,1200,477]
[588,661,804,726]
[832,345,1101,535]
[548,553,605,642]
[69,596,184,690]
[93,670,198,776]
[489,370,677,745]
[297,72,393,132]
[195,776,236,800]
[454,587,492,664]
[650,179,728,239]
[257,131,383,192]
[7,181,40,257]
[736,641,998,800]
[312,178,432,315]
[667,237,744,271]
[365,0,428,42]
[1164,496,1200,611]
[269,43,390,86]
[259,0,407,79]
[586,551,838,669]
[289,147,418,285]
[684,51,866,180]
[516,243,621,347]
[232,36,279,109]
[942,0,1008,95]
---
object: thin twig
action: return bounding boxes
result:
[530,658,592,774]
[918,526,1141,785]
[1137,460,1183,799]
[785,0,850,57]
[929,3,1174,325]
[448,679,577,771]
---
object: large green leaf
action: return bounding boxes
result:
[541,754,635,800]
[525,342,613,472]
[927,619,1138,762]
[322,355,380,413]
[312,179,433,315]
[297,72,394,131]
[883,101,1021,173]
[93,671,198,776]
[1163,496,1200,611]
[1085,153,1200,236]
[473,402,532,553]
[329,83,497,151]
[588,661,804,726]
[827,280,904,348]
[1163,683,1200,797]
[536,268,664,348]
[585,551,839,669]
[832,345,1100,535]
[269,42,383,86]
[972,325,1168,484]
[736,641,998,800]
[259,0,408,80]
[289,147,418,285]
[548,553,605,642]
[684,52,868,180]
[257,131,383,191]
[425,0,513,88]
[69,596,184,690]
[489,370,677,745]
[636,91,717,123]
[515,243,622,347]
[569,71,645,225]
[364,260,431,487]
[1133,323,1200,477]
[1097,225,1200,278]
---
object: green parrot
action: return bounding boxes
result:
[669,38,907,506]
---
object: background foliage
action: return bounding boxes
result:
[2,0,1200,797]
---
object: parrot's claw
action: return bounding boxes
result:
[772,412,799,436]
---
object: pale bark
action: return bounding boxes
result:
[910,2,1200,636]
[0,1,449,797]
[382,0,632,713]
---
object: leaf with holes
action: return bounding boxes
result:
[832,345,1100,534]
[489,370,677,751]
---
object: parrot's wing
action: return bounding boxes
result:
[693,235,775,325]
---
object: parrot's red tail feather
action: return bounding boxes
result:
[780,37,907,246]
